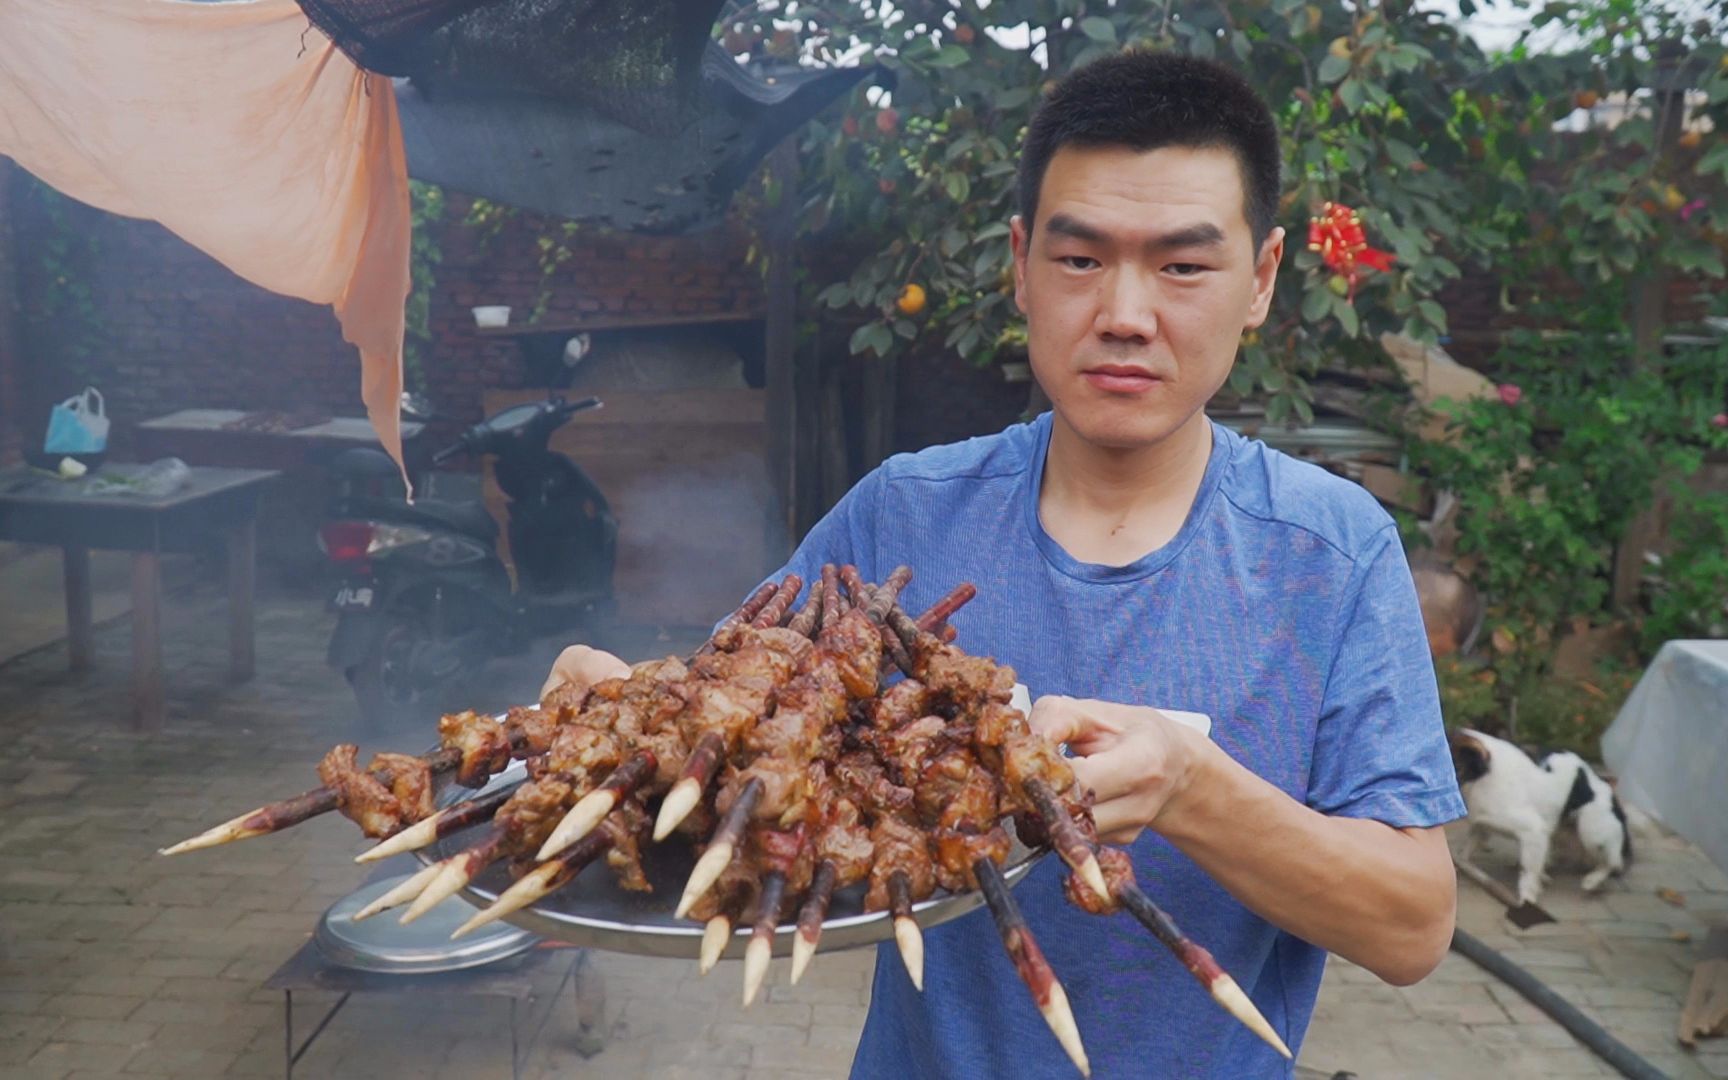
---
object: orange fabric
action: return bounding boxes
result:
[0,0,410,474]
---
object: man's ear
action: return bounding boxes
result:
[1244,225,1285,331]
[1010,215,1030,316]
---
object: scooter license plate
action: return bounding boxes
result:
[330,584,376,612]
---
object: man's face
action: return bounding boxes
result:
[1011,144,1283,451]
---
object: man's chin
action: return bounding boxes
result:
[1054,403,1189,452]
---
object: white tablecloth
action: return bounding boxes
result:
[1602,640,1728,875]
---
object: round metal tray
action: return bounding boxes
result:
[410,747,1045,961]
[316,872,541,974]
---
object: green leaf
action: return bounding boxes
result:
[1339,77,1366,114]
[1698,142,1728,180]
[1417,299,1448,332]
[1301,285,1332,323]
[1385,139,1420,168]
[929,45,970,68]
[1318,54,1351,85]
[849,322,878,356]
[944,171,971,202]
[1080,17,1117,44]
[974,221,1011,242]
[1335,298,1360,338]
[995,86,1034,110]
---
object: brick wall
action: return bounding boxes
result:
[6,175,1718,465]
[7,186,765,452]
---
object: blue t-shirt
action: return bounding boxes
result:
[762,412,1464,1079]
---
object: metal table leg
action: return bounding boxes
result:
[284,988,351,1079]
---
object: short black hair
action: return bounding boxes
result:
[1017,49,1282,252]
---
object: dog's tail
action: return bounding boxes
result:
[1611,793,1633,867]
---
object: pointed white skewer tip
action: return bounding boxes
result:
[699,917,731,975]
[675,842,733,920]
[1040,981,1091,1077]
[158,811,257,856]
[741,935,771,1007]
[789,933,817,985]
[400,861,467,925]
[353,861,442,922]
[536,790,614,862]
[1211,975,1291,1059]
[356,816,438,863]
[1078,855,1109,905]
[894,916,925,991]
[653,780,701,842]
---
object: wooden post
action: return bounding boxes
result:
[131,551,164,732]
[762,141,800,563]
[1612,44,1688,609]
[792,329,824,539]
[63,545,93,672]
[227,518,256,682]
[0,161,25,466]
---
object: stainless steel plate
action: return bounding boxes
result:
[316,872,541,974]
[411,747,1045,961]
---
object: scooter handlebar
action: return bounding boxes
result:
[430,441,466,466]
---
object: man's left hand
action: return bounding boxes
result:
[1027,695,1207,845]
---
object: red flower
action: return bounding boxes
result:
[1498,384,1523,407]
[1712,413,1727,429]
[1307,202,1395,301]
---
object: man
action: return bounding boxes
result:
[548,49,1462,1078]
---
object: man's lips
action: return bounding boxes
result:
[1081,365,1162,393]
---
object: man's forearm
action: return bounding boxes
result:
[1155,736,1456,985]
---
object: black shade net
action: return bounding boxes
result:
[297,0,727,136]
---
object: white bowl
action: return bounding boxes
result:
[472,305,511,328]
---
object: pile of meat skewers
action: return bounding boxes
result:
[162,567,1289,1075]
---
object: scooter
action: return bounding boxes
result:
[320,395,617,730]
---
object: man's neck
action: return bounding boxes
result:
[1037,410,1215,567]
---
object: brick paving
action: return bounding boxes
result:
[1,573,1726,1078]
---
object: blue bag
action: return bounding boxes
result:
[44,388,109,455]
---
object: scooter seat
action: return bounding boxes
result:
[404,498,499,542]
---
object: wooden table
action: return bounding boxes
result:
[0,464,277,731]
[134,409,425,472]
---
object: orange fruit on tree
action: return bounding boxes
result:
[1574,89,1600,110]
[896,283,927,316]
[1679,130,1702,150]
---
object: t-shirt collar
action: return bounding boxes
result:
[1022,410,1236,584]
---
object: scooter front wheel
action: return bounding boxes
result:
[344,615,471,735]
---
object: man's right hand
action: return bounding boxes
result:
[540,644,631,702]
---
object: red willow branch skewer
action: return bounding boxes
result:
[788,859,838,984]
[354,860,443,921]
[976,856,1091,1077]
[450,825,618,939]
[1116,873,1291,1059]
[675,777,765,918]
[164,582,789,860]
[652,572,824,843]
[535,749,658,860]
[888,871,924,991]
[699,579,782,655]
[1021,777,1110,905]
[741,869,788,1006]
[158,748,461,856]
[356,782,519,864]
[371,573,801,867]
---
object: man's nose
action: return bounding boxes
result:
[1092,267,1158,343]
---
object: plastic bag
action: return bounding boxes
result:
[81,458,191,498]
[43,387,109,454]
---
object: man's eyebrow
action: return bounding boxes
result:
[1041,214,1227,252]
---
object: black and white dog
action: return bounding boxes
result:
[1449,728,1632,906]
